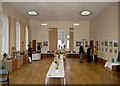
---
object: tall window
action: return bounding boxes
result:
[16,21,20,51]
[58,29,65,49]
[67,35,70,50]
[26,25,28,50]
[1,15,9,54]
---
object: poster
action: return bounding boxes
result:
[113,41,118,47]
[43,41,48,46]
[76,41,81,47]
[105,41,108,46]
[109,41,112,47]
[85,41,88,47]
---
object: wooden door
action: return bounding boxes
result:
[32,40,36,51]
[90,40,94,53]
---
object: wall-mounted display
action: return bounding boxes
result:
[114,49,117,54]
[110,49,112,53]
[113,41,118,47]
[76,41,81,47]
[105,41,108,46]
[85,41,88,47]
[109,41,113,47]
[43,41,48,46]
[101,42,104,46]
[105,48,107,52]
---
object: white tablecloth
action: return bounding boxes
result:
[105,62,120,69]
[32,53,41,60]
[45,54,65,84]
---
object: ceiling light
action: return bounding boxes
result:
[27,11,39,16]
[80,10,92,16]
[41,23,47,26]
[73,23,80,26]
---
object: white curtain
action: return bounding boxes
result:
[16,21,20,51]
[1,15,9,54]
[26,25,28,50]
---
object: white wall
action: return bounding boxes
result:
[30,20,90,53]
[90,3,118,61]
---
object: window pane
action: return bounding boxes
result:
[16,21,20,51]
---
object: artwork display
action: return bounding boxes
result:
[101,42,104,46]
[110,49,112,53]
[113,41,118,47]
[43,41,48,46]
[109,41,113,47]
[85,41,88,47]
[105,41,108,46]
[114,49,117,54]
[76,41,81,47]
[105,48,107,52]
[37,42,40,45]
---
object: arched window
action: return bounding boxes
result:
[26,25,28,50]
[1,15,9,54]
[58,29,65,49]
[16,21,20,51]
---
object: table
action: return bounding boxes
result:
[45,54,65,85]
[105,62,120,69]
[32,53,41,60]
[105,62,120,78]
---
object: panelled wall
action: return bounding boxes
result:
[90,3,118,61]
[30,20,90,53]
[2,3,31,59]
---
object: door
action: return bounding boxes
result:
[32,40,36,51]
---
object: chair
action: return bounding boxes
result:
[0,69,9,85]
[51,51,54,54]
[72,51,76,54]
[68,51,71,54]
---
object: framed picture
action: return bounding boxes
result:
[76,41,81,47]
[114,49,117,54]
[113,41,118,47]
[101,42,104,46]
[110,49,112,53]
[105,41,108,46]
[109,41,113,47]
[43,41,48,46]
[105,48,107,52]
[85,41,88,47]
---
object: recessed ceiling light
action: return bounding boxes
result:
[27,11,39,16]
[73,23,80,26]
[80,10,92,16]
[41,23,47,26]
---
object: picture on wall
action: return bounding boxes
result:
[105,48,107,52]
[101,42,104,46]
[113,41,118,47]
[109,41,113,47]
[76,41,81,47]
[37,42,40,45]
[43,41,48,46]
[105,41,108,46]
[85,41,88,47]
[114,49,117,54]
[110,49,112,53]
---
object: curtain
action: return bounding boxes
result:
[16,21,20,51]
[69,28,74,51]
[26,25,28,50]
[1,15,9,54]
[49,28,58,51]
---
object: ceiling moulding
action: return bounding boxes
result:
[2,0,119,2]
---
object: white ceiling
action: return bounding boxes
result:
[6,2,113,21]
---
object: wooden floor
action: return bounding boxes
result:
[9,57,120,84]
